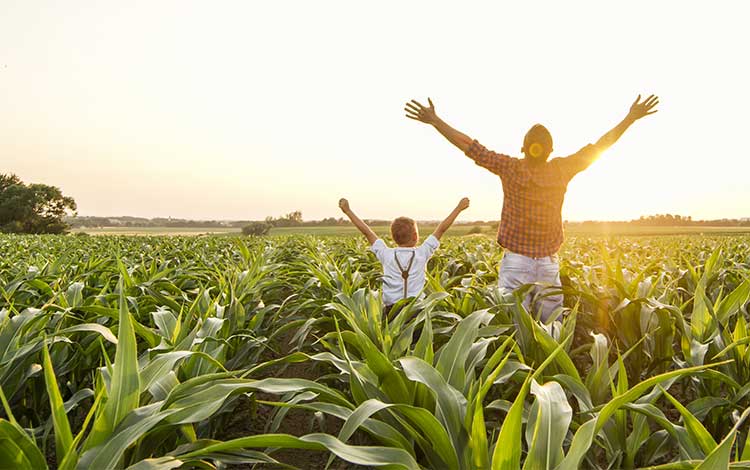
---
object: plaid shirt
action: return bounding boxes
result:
[466,139,599,257]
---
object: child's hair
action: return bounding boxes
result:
[391,217,418,246]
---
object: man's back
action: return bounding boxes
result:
[465,140,597,257]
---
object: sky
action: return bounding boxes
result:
[1,1,749,221]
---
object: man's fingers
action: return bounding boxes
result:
[405,103,421,113]
[428,97,434,108]
[645,110,658,115]
[405,114,421,121]
[411,99,427,109]
[632,94,641,106]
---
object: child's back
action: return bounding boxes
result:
[370,235,439,306]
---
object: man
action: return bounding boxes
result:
[404,94,659,322]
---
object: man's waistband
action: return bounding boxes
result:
[503,250,559,262]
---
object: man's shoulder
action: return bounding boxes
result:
[497,155,523,174]
[541,156,575,172]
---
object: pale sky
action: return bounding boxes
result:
[1,1,749,221]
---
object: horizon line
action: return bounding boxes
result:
[68,214,750,224]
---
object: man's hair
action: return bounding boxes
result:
[391,217,418,246]
[523,124,553,161]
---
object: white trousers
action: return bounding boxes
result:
[498,251,563,322]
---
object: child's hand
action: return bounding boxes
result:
[457,197,470,211]
[338,198,350,213]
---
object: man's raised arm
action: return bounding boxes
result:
[562,94,659,177]
[594,94,659,153]
[405,98,473,153]
[338,198,378,246]
[405,98,513,177]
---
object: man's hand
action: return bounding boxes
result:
[457,197,470,211]
[405,98,438,125]
[404,97,474,152]
[585,93,660,169]
[338,198,350,213]
[627,94,659,121]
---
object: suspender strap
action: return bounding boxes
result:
[394,251,416,300]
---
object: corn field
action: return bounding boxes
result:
[1,233,750,470]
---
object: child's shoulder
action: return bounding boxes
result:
[369,238,392,252]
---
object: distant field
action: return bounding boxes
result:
[271,224,750,237]
[73,225,488,237]
[268,224,484,237]
[72,227,238,236]
[72,224,750,237]
[565,224,750,236]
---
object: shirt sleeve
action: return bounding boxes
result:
[369,239,388,263]
[465,140,514,178]
[558,144,602,179]
[416,235,440,258]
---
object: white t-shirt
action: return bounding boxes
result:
[369,235,440,306]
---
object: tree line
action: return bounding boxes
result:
[0,174,76,234]
[569,214,750,227]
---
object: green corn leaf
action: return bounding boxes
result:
[176,433,421,469]
[42,341,75,465]
[715,280,750,325]
[694,430,736,470]
[557,362,727,470]
[435,309,493,391]
[336,398,458,470]
[78,406,179,470]
[660,387,717,456]
[84,282,141,451]
[522,380,571,470]
[399,356,468,452]
[492,335,570,470]
[0,419,48,470]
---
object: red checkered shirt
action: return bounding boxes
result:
[465,139,600,257]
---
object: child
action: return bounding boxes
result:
[338,197,470,308]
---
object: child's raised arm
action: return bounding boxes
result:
[432,197,470,240]
[339,198,378,245]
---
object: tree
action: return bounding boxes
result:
[0,173,77,234]
[242,222,271,236]
[265,211,304,227]
[286,210,302,223]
